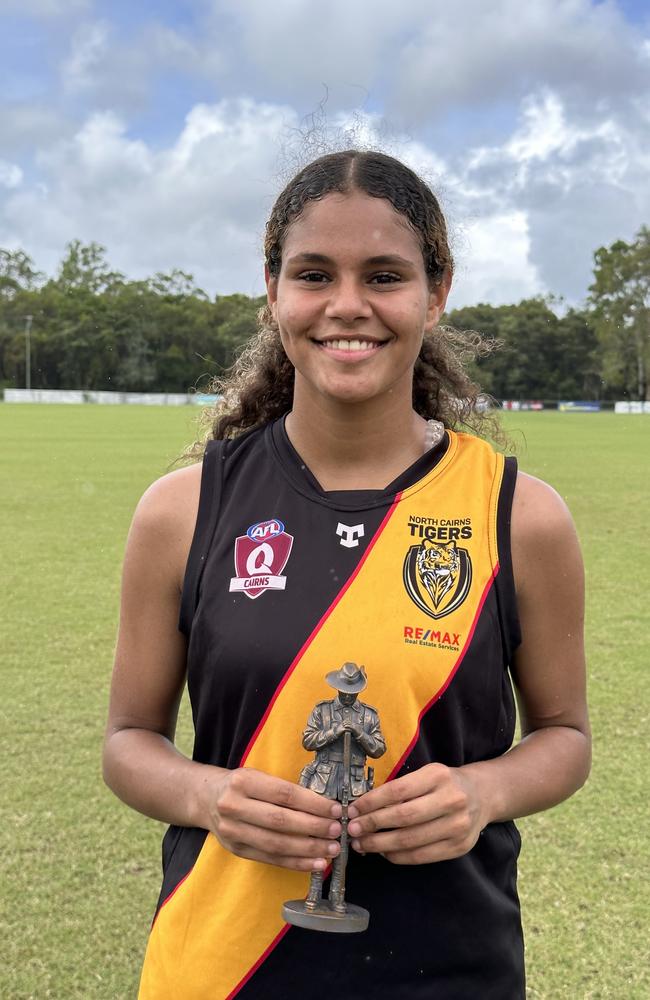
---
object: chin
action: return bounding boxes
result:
[295,365,408,408]
[320,382,381,405]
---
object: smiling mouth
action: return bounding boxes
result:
[315,338,386,353]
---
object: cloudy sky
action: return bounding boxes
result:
[1,0,649,307]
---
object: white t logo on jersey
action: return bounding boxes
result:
[336,523,365,548]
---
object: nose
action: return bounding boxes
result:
[324,277,372,324]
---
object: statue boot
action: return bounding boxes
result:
[304,870,323,911]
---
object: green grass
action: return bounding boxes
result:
[503,413,650,999]
[1,405,648,999]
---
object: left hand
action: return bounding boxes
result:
[347,763,488,864]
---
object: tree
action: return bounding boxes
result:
[147,269,208,300]
[589,227,650,400]
[448,300,558,400]
[448,300,602,402]
[0,249,43,299]
[445,303,509,398]
[56,240,125,294]
[554,308,601,400]
[207,294,264,371]
[0,249,44,387]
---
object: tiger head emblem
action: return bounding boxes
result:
[416,539,460,609]
[403,536,472,619]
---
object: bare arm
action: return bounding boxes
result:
[102,465,203,825]
[103,465,341,871]
[348,472,591,863]
[461,472,590,821]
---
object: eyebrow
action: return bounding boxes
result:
[286,252,417,269]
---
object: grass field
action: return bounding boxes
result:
[1,404,648,999]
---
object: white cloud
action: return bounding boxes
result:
[454,213,542,306]
[0,99,547,306]
[505,92,572,164]
[0,105,74,157]
[48,16,228,121]
[393,0,646,125]
[0,160,23,189]
[62,20,111,95]
[2,86,648,307]
[190,0,649,132]
[0,100,300,296]
[144,22,228,81]
[1,2,649,307]
[457,87,650,298]
[207,0,404,104]
[38,111,151,179]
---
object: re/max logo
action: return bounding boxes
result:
[403,626,461,646]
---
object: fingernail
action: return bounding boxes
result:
[328,822,342,837]
[330,803,342,819]
[327,843,340,856]
[348,821,361,836]
[348,805,359,819]
[313,858,327,870]
[352,840,365,855]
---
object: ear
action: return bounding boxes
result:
[265,264,278,319]
[424,270,452,332]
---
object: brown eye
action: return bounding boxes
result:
[298,271,329,283]
[371,272,401,284]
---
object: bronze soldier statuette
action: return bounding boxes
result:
[282,662,386,933]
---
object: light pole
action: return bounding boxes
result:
[24,314,33,391]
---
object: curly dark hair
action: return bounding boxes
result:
[192,149,501,452]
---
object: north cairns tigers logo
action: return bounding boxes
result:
[403,539,472,619]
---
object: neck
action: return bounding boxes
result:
[285,386,427,491]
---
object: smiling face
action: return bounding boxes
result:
[265,190,450,412]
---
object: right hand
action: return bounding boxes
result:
[333,720,361,737]
[203,767,342,871]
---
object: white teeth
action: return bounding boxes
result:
[321,339,380,352]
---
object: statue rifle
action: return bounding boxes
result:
[338,728,352,906]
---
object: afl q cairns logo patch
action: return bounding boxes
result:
[403,538,472,619]
[229,518,293,600]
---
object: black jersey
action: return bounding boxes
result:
[139,419,524,999]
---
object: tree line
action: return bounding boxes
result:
[1,228,648,401]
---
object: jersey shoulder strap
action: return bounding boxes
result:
[179,439,226,635]
[494,454,521,660]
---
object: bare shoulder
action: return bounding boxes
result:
[126,461,203,590]
[136,460,202,525]
[511,471,577,543]
[511,471,583,597]
[508,474,588,740]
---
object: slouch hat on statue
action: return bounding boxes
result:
[325,662,367,694]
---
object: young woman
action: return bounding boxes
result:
[103,150,590,999]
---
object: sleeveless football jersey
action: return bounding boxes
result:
[139,419,524,1000]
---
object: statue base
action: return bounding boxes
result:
[282,898,369,933]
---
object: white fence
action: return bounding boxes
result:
[614,401,650,414]
[4,389,649,412]
[4,389,219,405]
